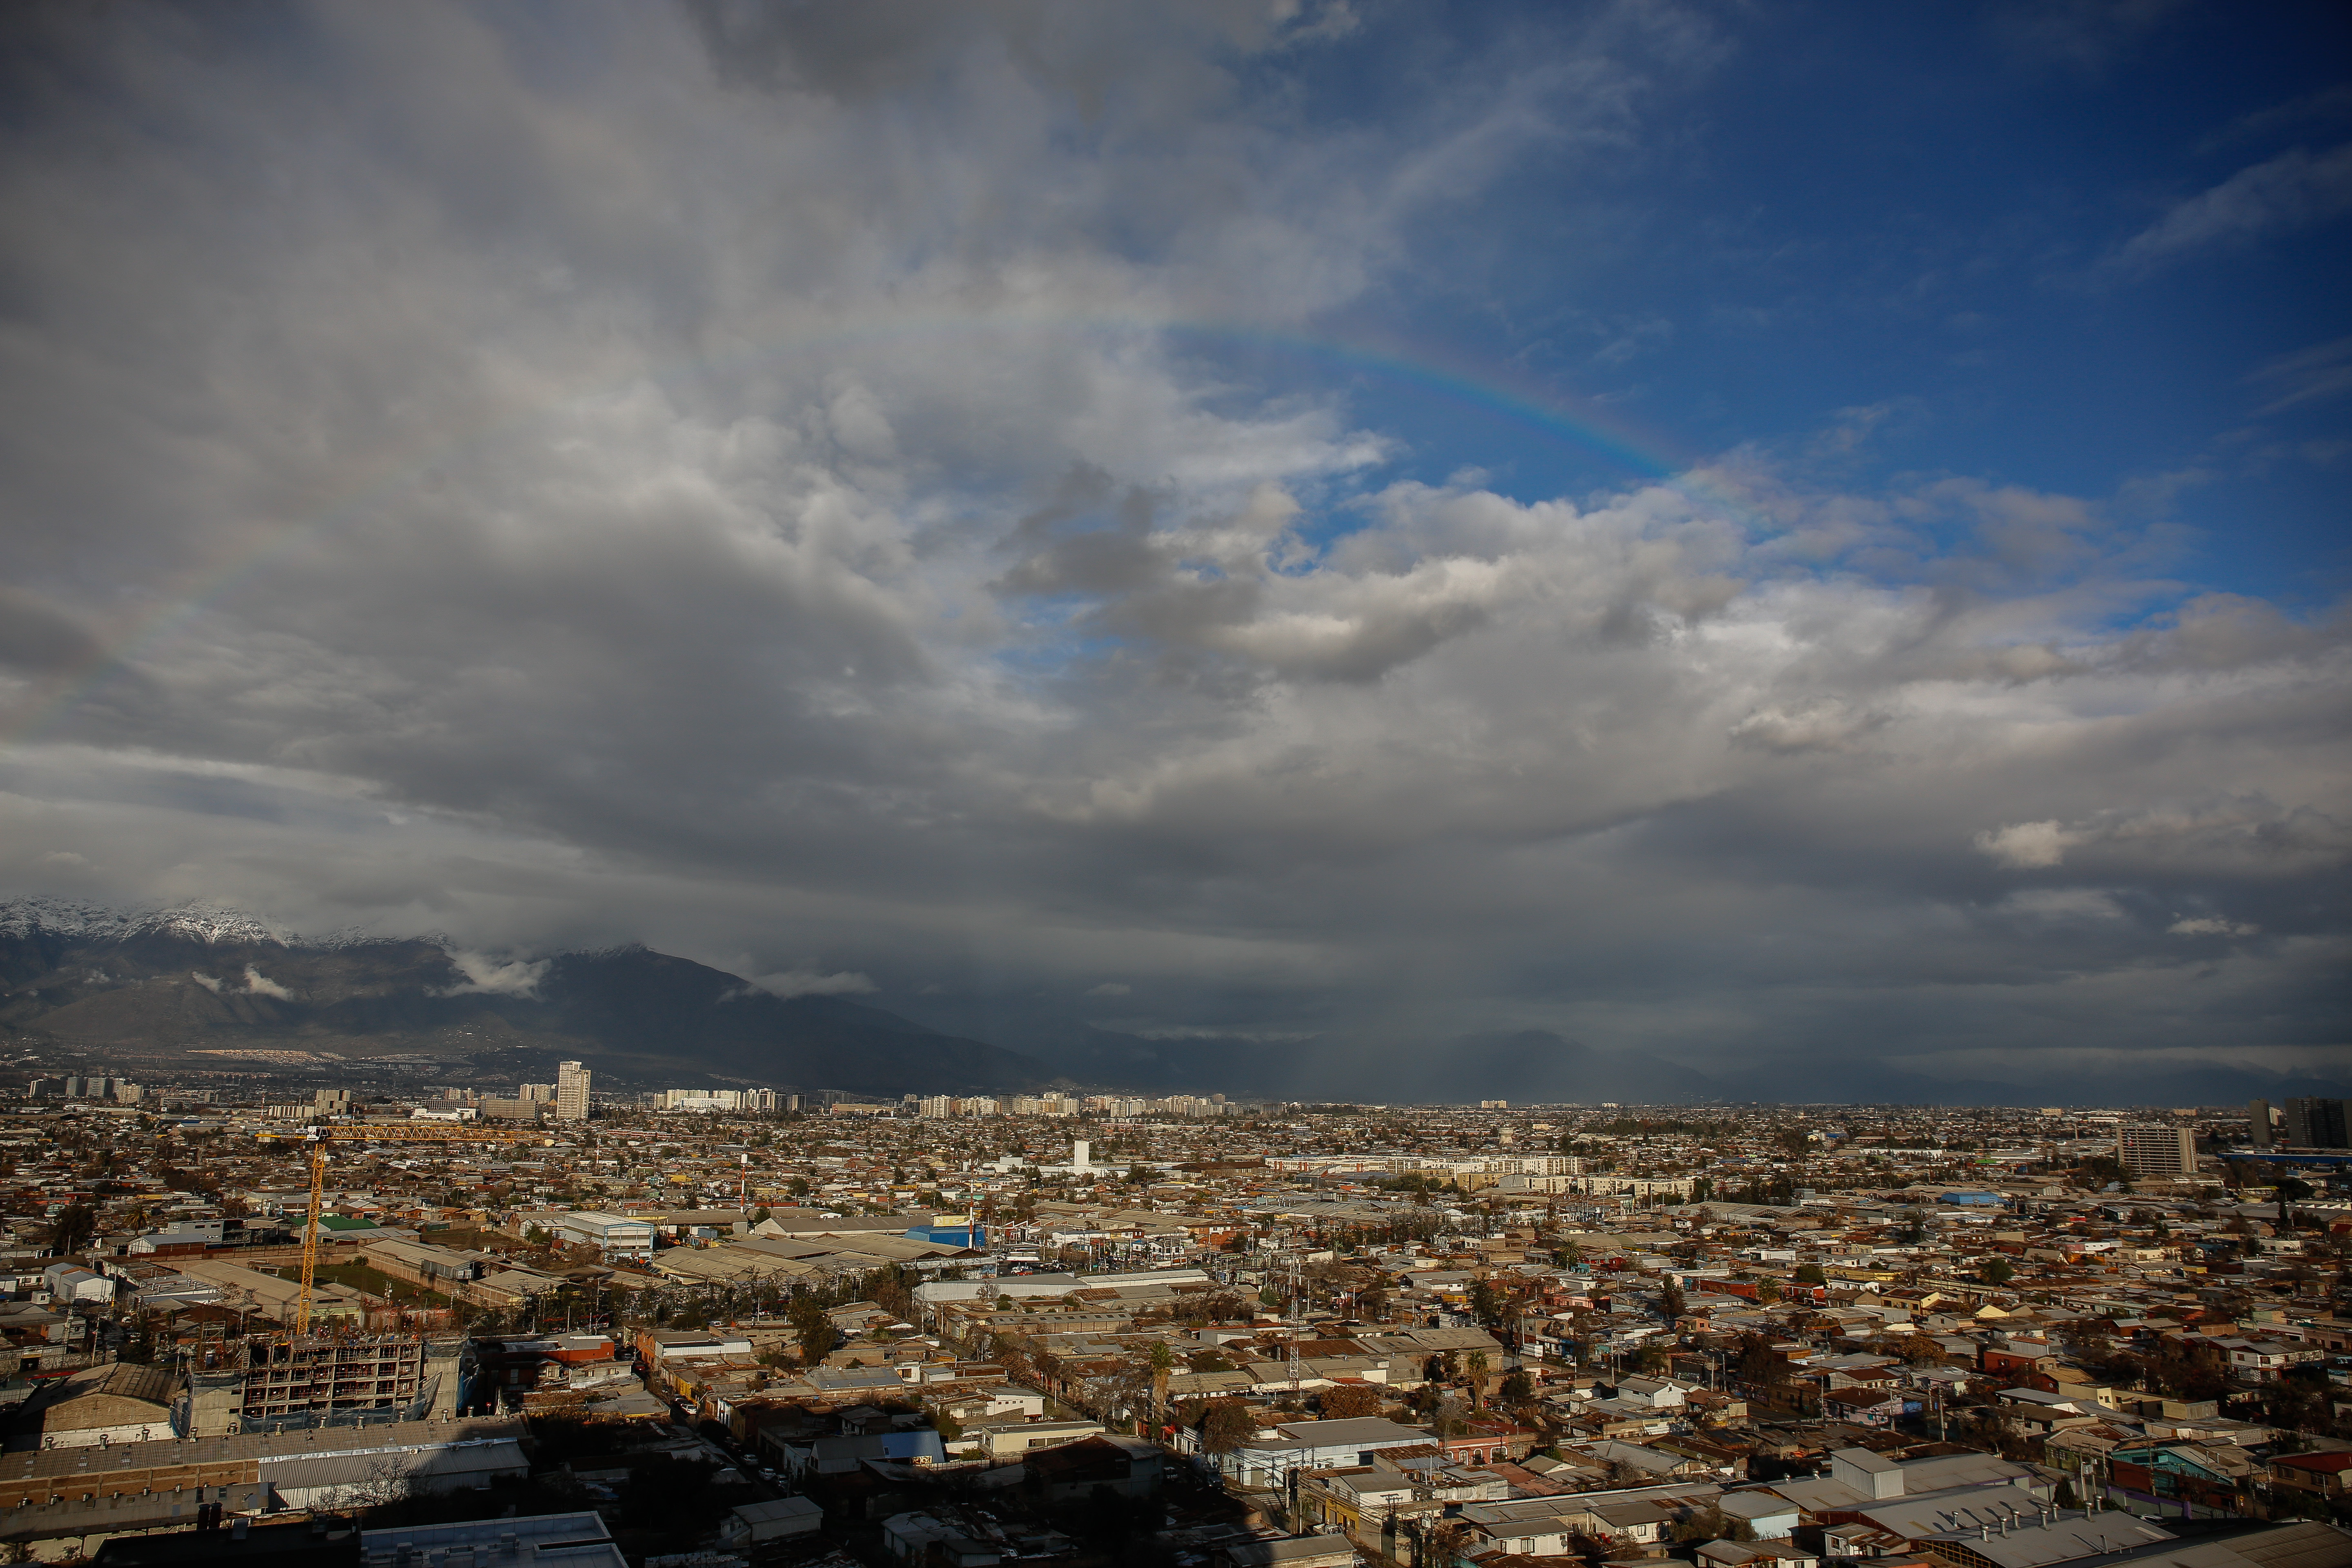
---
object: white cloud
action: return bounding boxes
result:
[1974,821,2085,869]
[1083,982,1131,996]
[189,971,223,994]
[2249,334,2352,416]
[1974,801,2352,875]
[432,953,552,998]
[1730,701,1886,755]
[2121,142,2352,262]
[241,965,296,1000]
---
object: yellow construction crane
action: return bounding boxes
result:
[259,1121,553,1334]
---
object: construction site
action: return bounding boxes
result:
[177,1333,470,1437]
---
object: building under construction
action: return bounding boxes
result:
[176,1333,470,1437]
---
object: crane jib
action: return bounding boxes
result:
[259,1123,555,1336]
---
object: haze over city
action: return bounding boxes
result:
[0,2,2346,1102]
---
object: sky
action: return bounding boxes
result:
[0,0,2345,1099]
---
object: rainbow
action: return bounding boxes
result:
[1,312,1750,747]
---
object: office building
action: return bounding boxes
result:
[2249,1098,2274,1149]
[2115,1124,2198,1177]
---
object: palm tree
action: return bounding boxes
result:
[1466,1350,1490,1409]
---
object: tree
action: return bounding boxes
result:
[41,1203,96,1257]
[1198,1397,1255,1454]
[786,1292,835,1364]
[1659,1281,1687,1321]
[1793,1263,1826,1286]
[1670,1505,1727,1544]
[1466,1350,1491,1408]
[1319,1383,1385,1419]
[1980,1258,2016,1286]
[1469,1278,1507,1329]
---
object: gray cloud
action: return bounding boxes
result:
[0,1,2342,1096]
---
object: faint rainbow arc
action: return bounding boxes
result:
[1,312,1745,746]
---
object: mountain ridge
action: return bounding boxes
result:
[0,900,1040,1096]
[4,901,2343,1106]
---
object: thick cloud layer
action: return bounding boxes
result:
[0,2,2343,1098]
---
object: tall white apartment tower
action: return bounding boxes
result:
[555,1059,592,1122]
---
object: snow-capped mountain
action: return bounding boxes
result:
[0,897,1044,1094]
[0,897,290,947]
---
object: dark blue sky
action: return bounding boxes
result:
[1196,2,2352,603]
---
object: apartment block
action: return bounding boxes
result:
[2114,1123,2198,1176]
[2283,1097,2350,1150]
[554,1059,592,1122]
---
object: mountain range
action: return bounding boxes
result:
[2,900,2342,1106]
[0,899,1037,1096]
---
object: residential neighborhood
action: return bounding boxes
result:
[0,1080,2343,1568]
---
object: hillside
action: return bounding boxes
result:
[0,900,1042,1096]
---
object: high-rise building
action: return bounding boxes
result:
[519,1082,555,1103]
[2115,1124,2198,1176]
[554,1060,591,1122]
[2249,1098,2274,1149]
[2283,1097,2350,1150]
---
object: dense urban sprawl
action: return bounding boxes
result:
[0,1075,2346,1568]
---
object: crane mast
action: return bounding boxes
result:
[259,1121,552,1334]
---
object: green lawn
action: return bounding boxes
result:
[308,1259,453,1307]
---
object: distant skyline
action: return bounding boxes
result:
[0,2,2345,1098]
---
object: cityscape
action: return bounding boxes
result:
[0,2,2346,1567]
[0,1071,2341,1564]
